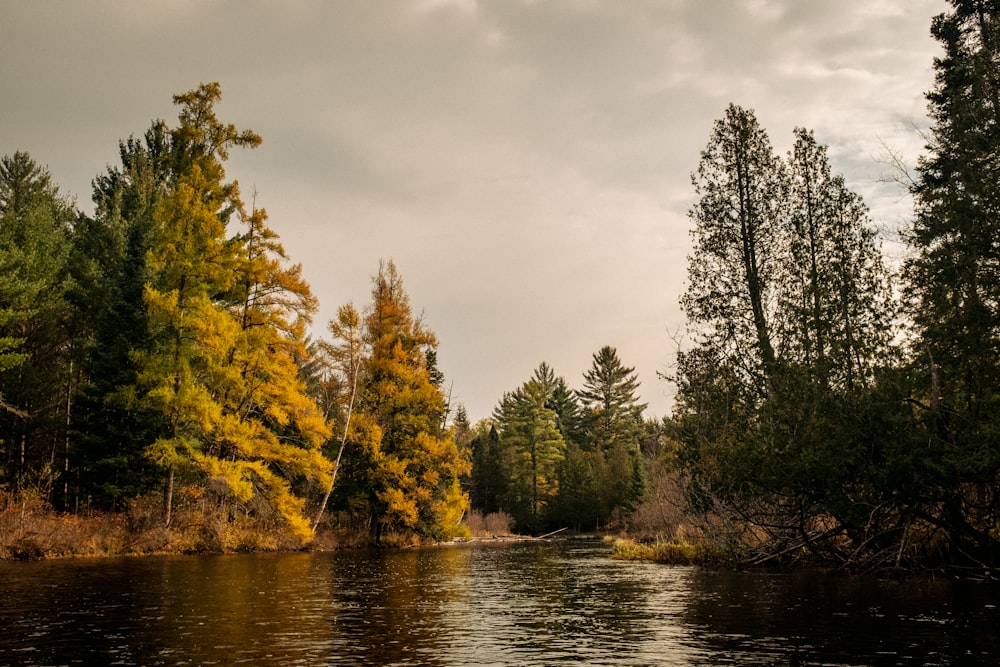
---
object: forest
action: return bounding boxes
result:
[2,0,1000,575]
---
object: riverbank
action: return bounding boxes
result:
[0,490,306,560]
[0,491,528,560]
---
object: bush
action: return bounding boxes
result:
[462,510,514,537]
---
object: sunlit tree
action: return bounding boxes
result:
[345,260,469,541]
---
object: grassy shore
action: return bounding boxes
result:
[610,537,716,566]
[0,491,522,560]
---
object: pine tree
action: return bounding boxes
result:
[577,346,647,452]
[70,126,172,508]
[0,151,76,493]
[469,423,506,515]
[493,367,566,532]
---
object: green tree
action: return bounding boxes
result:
[533,362,584,445]
[674,109,901,565]
[781,128,895,390]
[493,367,566,532]
[578,346,646,451]
[469,422,506,515]
[902,0,1000,566]
[70,126,172,508]
[550,441,597,531]
[576,345,647,522]
[683,104,787,400]
[0,151,76,494]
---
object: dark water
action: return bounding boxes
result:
[1,540,998,666]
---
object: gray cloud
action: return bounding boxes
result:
[1,0,946,419]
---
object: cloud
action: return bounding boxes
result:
[1,0,947,418]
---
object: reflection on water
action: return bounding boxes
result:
[0,540,998,666]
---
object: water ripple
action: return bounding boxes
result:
[1,542,999,665]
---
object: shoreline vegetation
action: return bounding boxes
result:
[610,538,714,567]
[0,487,983,581]
[0,492,537,561]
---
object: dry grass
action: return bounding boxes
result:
[1,490,493,559]
[0,491,131,559]
[626,468,700,542]
[0,489,308,560]
[611,537,715,565]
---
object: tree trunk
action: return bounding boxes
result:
[163,465,174,527]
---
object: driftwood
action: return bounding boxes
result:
[538,527,568,539]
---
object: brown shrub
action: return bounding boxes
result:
[463,510,514,537]
[0,490,131,559]
[627,468,698,542]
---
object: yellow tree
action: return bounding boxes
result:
[347,260,469,542]
[138,83,331,541]
[311,302,366,533]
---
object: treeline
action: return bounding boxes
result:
[0,84,469,548]
[0,81,650,551]
[659,0,1000,573]
[464,348,654,535]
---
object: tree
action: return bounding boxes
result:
[781,129,895,390]
[683,104,787,400]
[550,441,597,531]
[492,363,570,532]
[311,302,365,532]
[674,109,903,566]
[902,0,1000,566]
[344,259,469,541]
[576,346,647,521]
[69,125,172,508]
[577,346,646,452]
[0,151,76,494]
[468,422,506,515]
[135,83,333,541]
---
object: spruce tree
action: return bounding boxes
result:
[903,0,1000,564]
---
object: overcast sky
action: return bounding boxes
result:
[2,0,944,421]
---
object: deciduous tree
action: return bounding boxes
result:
[345,260,469,541]
[135,83,332,541]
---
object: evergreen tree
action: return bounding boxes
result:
[577,346,646,452]
[675,109,900,564]
[683,104,787,400]
[577,346,647,521]
[70,126,172,508]
[493,369,566,532]
[781,129,895,390]
[0,151,76,493]
[903,0,1000,565]
[551,441,597,531]
[469,422,506,515]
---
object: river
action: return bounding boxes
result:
[0,540,998,666]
